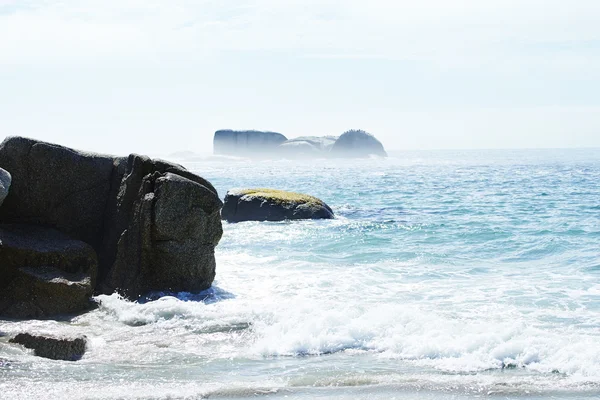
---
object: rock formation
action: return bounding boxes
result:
[213,129,386,158]
[0,136,223,318]
[221,188,334,222]
[213,130,287,156]
[277,136,338,158]
[330,129,387,158]
[0,167,10,207]
[0,224,97,318]
[10,333,87,361]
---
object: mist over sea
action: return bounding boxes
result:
[1,148,599,399]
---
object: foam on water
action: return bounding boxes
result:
[1,149,599,399]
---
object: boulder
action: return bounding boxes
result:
[0,137,115,248]
[213,130,287,156]
[101,166,223,297]
[0,224,97,318]
[222,188,334,222]
[9,333,87,361]
[330,130,387,158]
[0,136,223,314]
[0,167,10,207]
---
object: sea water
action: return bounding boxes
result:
[1,149,599,399]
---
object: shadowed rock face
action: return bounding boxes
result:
[330,130,387,158]
[10,333,87,361]
[0,224,97,319]
[0,136,223,317]
[214,130,287,156]
[222,188,334,222]
[0,168,10,207]
[98,155,223,298]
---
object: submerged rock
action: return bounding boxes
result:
[0,224,97,318]
[10,333,87,361]
[0,136,223,317]
[221,188,334,222]
[330,129,387,158]
[213,130,288,156]
[0,167,10,208]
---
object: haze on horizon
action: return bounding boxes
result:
[1,0,599,156]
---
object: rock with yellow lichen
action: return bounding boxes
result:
[221,188,334,222]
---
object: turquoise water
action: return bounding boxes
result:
[1,149,599,399]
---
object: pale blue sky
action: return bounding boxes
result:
[1,0,599,155]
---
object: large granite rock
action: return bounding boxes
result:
[0,137,115,248]
[0,167,10,207]
[222,188,334,222]
[10,333,87,361]
[213,130,287,156]
[330,130,387,158]
[0,224,97,318]
[100,163,223,297]
[0,136,223,316]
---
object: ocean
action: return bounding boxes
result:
[1,149,599,399]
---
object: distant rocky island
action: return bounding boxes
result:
[213,129,387,158]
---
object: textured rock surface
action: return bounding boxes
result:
[222,188,334,222]
[0,137,114,248]
[100,163,223,297]
[10,333,87,361]
[0,167,10,207]
[213,130,288,156]
[0,224,97,318]
[330,130,387,158]
[0,136,223,316]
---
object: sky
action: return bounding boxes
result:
[1,0,599,155]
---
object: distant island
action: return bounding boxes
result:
[213,129,387,158]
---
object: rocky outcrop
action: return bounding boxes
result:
[0,136,223,317]
[277,140,321,158]
[292,136,338,151]
[222,188,334,222]
[9,333,87,361]
[0,137,115,248]
[330,130,387,158]
[213,129,387,158]
[277,136,338,158]
[213,130,287,156]
[98,155,223,298]
[0,224,97,318]
[0,167,10,207]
